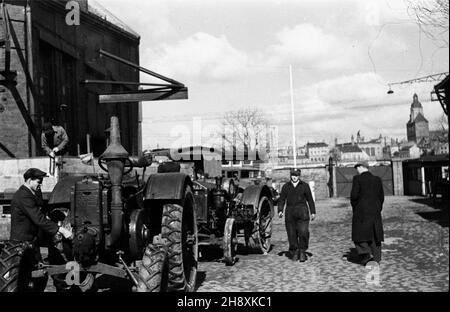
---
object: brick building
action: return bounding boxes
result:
[1,0,140,159]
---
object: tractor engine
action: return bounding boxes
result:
[70,177,107,266]
[210,178,229,233]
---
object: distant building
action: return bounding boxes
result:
[355,131,384,160]
[436,142,449,155]
[336,143,369,162]
[406,94,429,143]
[297,145,307,156]
[390,144,400,157]
[276,144,311,166]
[335,132,384,162]
[306,142,329,163]
[399,143,421,159]
[429,130,449,155]
[382,145,392,159]
[276,147,309,166]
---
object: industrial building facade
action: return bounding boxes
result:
[1,0,141,159]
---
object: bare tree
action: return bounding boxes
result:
[431,113,449,139]
[406,0,449,47]
[436,112,449,132]
[221,108,269,155]
[329,147,341,163]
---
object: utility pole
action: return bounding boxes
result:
[289,65,297,168]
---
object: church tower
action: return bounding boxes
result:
[406,94,429,142]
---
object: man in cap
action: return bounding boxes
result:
[350,161,384,265]
[41,122,69,158]
[10,168,73,252]
[278,169,316,262]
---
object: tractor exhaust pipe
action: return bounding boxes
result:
[100,116,129,248]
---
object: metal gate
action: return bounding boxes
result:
[335,165,393,197]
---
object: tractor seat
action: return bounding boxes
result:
[128,155,152,168]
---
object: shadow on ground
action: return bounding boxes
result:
[195,271,206,291]
[198,243,274,262]
[409,198,449,227]
[277,250,313,259]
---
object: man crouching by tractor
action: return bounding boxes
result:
[9,168,73,291]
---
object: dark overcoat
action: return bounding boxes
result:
[10,185,59,242]
[350,171,384,242]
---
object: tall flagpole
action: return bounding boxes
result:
[289,65,297,168]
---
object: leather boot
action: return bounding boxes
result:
[359,254,373,266]
[299,251,307,262]
[291,251,299,261]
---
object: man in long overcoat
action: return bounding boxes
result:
[350,161,384,264]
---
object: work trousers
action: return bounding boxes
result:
[285,214,309,256]
[355,240,382,263]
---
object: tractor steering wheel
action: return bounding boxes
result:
[98,156,134,175]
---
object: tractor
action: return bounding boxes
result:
[170,148,274,265]
[0,116,274,292]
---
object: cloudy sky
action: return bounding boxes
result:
[95,0,449,149]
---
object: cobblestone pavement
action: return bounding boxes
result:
[195,196,449,292]
[43,196,448,292]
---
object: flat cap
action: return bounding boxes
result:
[23,168,49,180]
[354,161,370,169]
[290,168,301,176]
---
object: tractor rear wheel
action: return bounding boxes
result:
[0,241,39,292]
[247,196,273,254]
[136,243,169,292]
[161,186,198,292]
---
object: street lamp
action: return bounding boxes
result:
[387,85,394,94]
[387,72,449,95]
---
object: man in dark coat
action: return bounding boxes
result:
[278,169,316,262]
[350,161,384,264]
[10,168,73,256]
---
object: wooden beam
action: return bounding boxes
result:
[8,86,39,143]
[0,141,16,158]
[99,88,188,104]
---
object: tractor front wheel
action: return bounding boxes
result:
[246,196,273,254]
[223,218,238,266]
[136,243,169,292]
